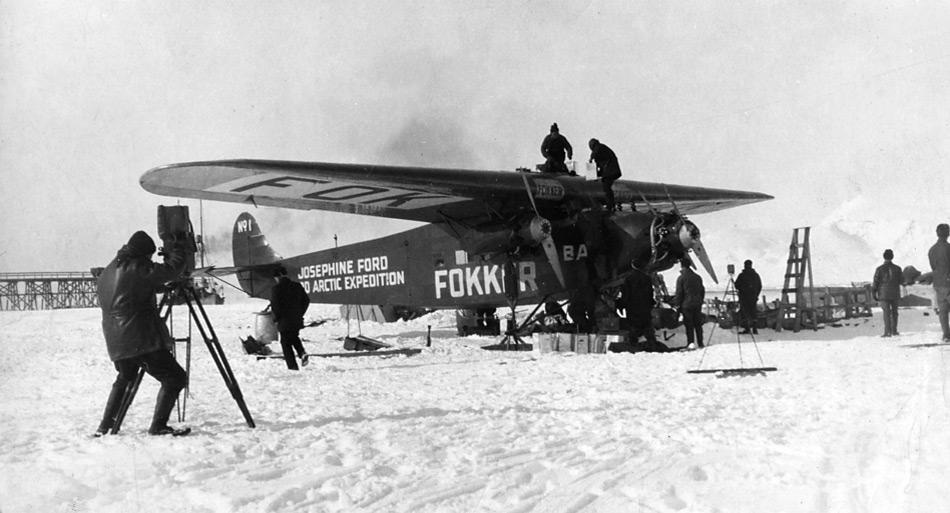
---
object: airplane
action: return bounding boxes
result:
[140,159,772,343]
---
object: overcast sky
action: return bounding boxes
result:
[2,1,948,284]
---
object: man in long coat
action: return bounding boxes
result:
[734,260,762,334]
[270,266,311,370]
[675,258,706,348]
[95,231,189,436]
[622,269,658,345]
[872,249,903,337]
[929,224,950,342]
[588,138,623,212]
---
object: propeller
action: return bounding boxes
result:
[520,174,567,288]
[679,221,718,284]
[665,184,718,284]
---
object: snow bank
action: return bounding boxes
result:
[1,301,949,512]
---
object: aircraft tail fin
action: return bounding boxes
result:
[232,212,281,298]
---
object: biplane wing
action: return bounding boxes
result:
[140,160,772,225]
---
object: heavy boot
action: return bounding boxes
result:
[95,379,131,437]
[148,385,190,436]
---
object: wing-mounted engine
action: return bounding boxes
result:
[456,214,551,255]
[452,175,568,289]
[516,215,553,246]
[608,211,718,283]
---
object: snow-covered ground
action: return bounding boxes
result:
[2,299,949,513]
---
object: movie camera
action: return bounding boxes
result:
[156,205,198,276]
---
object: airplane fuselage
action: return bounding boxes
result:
[270,211,667,309]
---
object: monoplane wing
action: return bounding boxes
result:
[140,160,772,224]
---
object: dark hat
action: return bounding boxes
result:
[126,231,156,257]
[588,138,599,148]
[550,123,559,132]
[273,265,288,277]
[883,249,894,260]
[744,259,753,268]
[681,257,693,268]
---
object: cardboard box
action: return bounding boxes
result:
[533,333,623,354]
[536,333,555,353]
[575,334,590,354]
[554,333,574,352]
[590,334,606,354]
[535,333,609,354]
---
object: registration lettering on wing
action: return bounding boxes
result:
[531,179,565,201]
[208,173,463,210]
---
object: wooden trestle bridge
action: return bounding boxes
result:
[0,272,100,310]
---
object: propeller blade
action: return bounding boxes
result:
[691,239,718,284]
[520,174,566,288]
[521,174,540,214]
[541,236,566,289]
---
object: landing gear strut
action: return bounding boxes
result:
[482,259,546,351]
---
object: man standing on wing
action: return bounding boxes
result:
[588,138,622,212]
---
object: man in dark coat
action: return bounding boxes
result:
[622,269,659,346]
[540,123,573,174]
[588,138,622,212]
[929,224,950,342]
[568,285,597,334]
[674,258,706,348]
[270,266,311,370]
[872,249,903,337]
[95,231,189,437]
[734,259,762,334]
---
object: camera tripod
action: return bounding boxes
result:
[109,280,255,433]
[688,271,777,375]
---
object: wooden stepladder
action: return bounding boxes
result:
[779,227,817,332]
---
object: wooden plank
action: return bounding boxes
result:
[687,367,778,375]
[254,348,422,360]
[312,348,422,358]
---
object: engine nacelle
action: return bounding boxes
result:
[516,216,552,246]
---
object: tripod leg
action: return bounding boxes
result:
[178,323,191,423]
[110,367,145,435]
[184,288,256,428]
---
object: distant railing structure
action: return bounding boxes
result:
[762,284,874,331]
[0,272,99,311]
[709,284,876,332]
[814,285,875,323]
